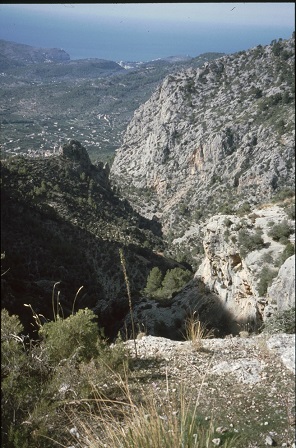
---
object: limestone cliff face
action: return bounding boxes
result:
[196,214,258,326]
[128,204,294,338]
[267,255,295,312]
[110,36,295,335]
[111,37,295,231]
[196,205,295,326]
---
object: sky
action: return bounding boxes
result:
[0,3,295,61]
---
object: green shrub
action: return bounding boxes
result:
[283,203,295,220]
[257,266,278,296]
[224,228,230,242]
[39,308,100,366]
[267,220,293,244]
[276,242,295,267]
[237,201,251,216]
[223,218,233,228]
[144,267,193,300]
[161,268,192,298]
[261,308,295,334]
[144,266,163,296]
[238,228,265,257]
[1,307,128,448]
[272,188,294,202]
[261,251,274,264]
[218,202,234,214]
[1,309,26,376]
[1,309,48,448]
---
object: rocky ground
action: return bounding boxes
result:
[124,333,295,447]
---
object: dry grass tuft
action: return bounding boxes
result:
[184,312,215,350]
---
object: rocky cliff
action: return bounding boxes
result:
[128,203,294,338]
[110,36,295,333]
[196,205,295,326]
[110,36,295,235]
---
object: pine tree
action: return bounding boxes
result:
[144,267,163,296]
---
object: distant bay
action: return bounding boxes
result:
[0,7,293,62]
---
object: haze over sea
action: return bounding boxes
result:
[0,4,294,62]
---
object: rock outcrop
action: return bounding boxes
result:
[110,36,295,235]
[267,254,295,312]
[196,206,295,327]
[127,204,295,338]
[61,140,92,169]
[60,140,110,187]
[110,36,295,336]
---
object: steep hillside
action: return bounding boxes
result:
[0,41,223,162]
[1,37,295,341]
[1,140,189,339]
[109,36,295,335]
[110,36,295,238]
[0,39,70,65]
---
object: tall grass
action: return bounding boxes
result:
[184,311,215,350]
[63,372,240,448]
[119,248,138,357]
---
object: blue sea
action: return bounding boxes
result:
[0,8,293,62]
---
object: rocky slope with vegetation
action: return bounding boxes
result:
[111,36,295,228]
[1,140,194,339]
[1,36,295,339]
[110,35,295,335]
[2,306,295,448]
[1,34,295,448]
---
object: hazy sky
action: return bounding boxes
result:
[0,3,294,61]
[1,3,294,26]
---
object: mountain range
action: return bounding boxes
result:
[1,35,295,340]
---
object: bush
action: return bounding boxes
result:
[144,267,163,296]
[283,203,295,220]
[261,308,295,334]
[161,267,192,298]
[276,242,295,267]
[39,308,100,366]
[238,228,265,257]
[272,188,294,202]
[237,201,251,216]
[257,266,278,296]
[1,309,48,448]
[267,220,293,244]
[1,307,127,448]
[144,267,193,300]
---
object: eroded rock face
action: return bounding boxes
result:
[123,207,294,339]
[110,37,295,231]
[196,206,295,329]
[197,214,259,328]
[110,37,295,337]
[267,255,295,312]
